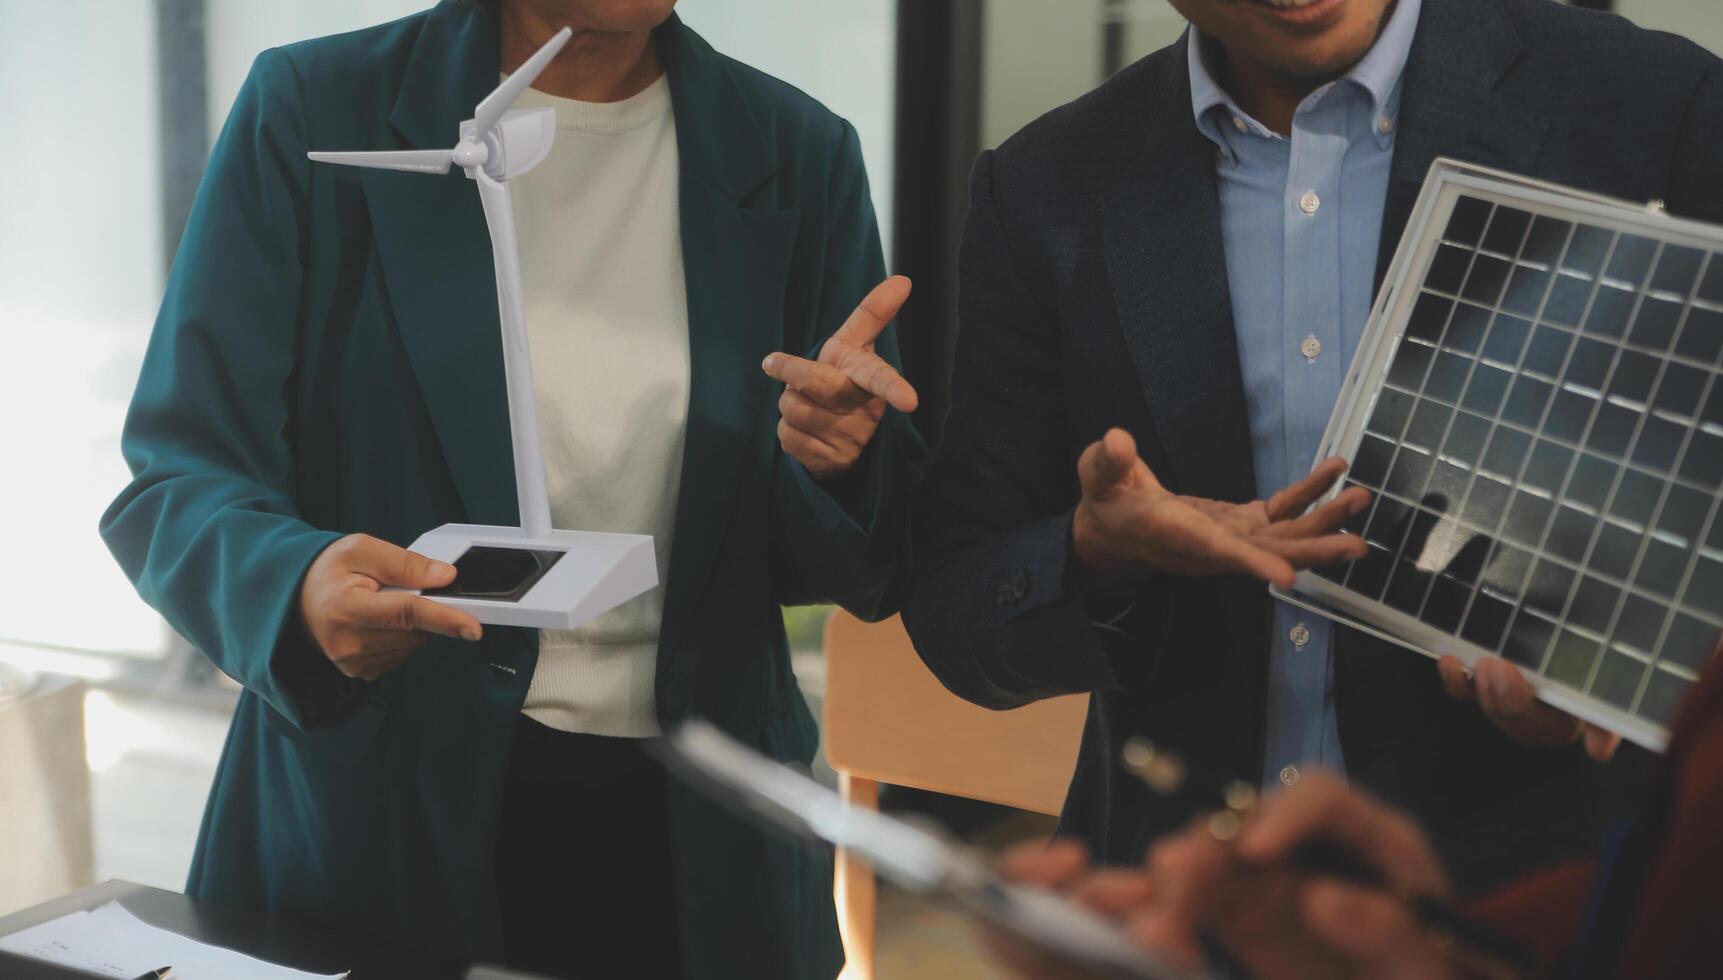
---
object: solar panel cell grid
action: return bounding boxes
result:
[1521,216,1571,266]
[1629,297,1682,351]
[1299,173,1723,742]
[1676,306,1723,363]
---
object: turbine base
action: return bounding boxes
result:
[395,523,656,630]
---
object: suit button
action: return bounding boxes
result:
[1279,765,1301,787]
[997,570,1030,605]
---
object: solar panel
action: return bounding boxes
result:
[1282,160,1723,751]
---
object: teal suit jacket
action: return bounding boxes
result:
[99,4,921,977]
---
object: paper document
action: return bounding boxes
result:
[0,901,348,980]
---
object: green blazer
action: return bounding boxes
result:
[99,4,921,977]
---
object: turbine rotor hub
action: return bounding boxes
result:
[452,139,489,170]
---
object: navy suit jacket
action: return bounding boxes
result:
[906,0,1723,895]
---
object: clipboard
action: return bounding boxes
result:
[655,720,1217,980]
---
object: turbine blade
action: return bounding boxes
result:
[306,148,454,174]
[473,26,573,137]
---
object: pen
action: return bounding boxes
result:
[130,968,172,980]
[1120,738,1538,980]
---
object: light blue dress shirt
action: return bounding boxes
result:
[1185,0,1421,789]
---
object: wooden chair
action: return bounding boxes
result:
[821,612,1088,980]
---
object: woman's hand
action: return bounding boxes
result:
[298,534,484,681]
[762,275,918,479]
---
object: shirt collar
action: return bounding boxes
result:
[1187,0,1422,147]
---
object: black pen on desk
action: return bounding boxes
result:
[1119,738,1538,980]
[130,968,172,980]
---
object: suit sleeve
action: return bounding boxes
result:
[903,150,1168,710]
[768,120,924,621]
[98,49,349,729]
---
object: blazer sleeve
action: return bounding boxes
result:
[768,120,924,621]
[99,49,348,729]
[903,150,1171,710]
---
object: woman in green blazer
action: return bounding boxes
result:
[99,2,921,977]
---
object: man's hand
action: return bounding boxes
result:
[1215,772,1458,980]
[1071,428,1370,591]
[1438,655,1622,761]
[1115,774,1459,980]
[298,534,483,681]
[762,275,919,479]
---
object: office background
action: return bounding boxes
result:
[0,0,1718,970]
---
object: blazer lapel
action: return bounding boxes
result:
[1103,44,1257,503]
[361,3,520,525]
[1376,0,1547,285]
[655,17,801,657]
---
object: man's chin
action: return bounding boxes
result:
[1232,0,1392,79]
[1246,30,1380,81]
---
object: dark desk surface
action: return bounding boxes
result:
[0,881,466,980]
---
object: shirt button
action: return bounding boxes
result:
[1378,115,1394,135]
[1232,114,1249,134]
[1298,190,1321,215]
[1289,623,1311,649]
[1279,765,1301,787]
[1300,334,1322,362]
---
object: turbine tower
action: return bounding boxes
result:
[305,27,656,629]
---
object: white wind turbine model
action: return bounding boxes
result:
[307,27,656,630]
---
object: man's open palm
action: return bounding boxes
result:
[1072,428,1371,590]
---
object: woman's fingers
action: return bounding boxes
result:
[828,275,912,350]
[778,388,882,448]
[830,346,920,413]
[343,587,483,642]
[761,352,868,409]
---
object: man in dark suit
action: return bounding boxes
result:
[905,0,1723,895]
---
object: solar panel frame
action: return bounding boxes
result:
[1275,159,1723,752]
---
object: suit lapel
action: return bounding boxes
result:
[1376,0,1546,285]
[1103,43,1256,503]
[655,17,801,657]
[361,3,519,525]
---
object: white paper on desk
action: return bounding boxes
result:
[0,901,348,980]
